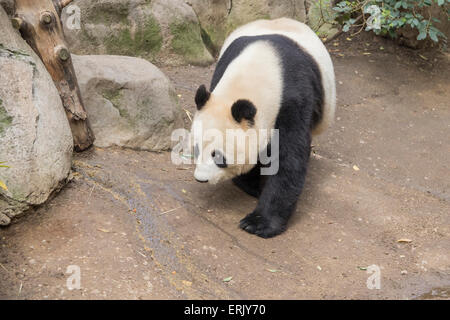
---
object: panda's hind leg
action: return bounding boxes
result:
[232,164,262,198]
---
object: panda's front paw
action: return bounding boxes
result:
[239,212,286,238]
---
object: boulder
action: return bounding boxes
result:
[0,7,73,225]
[62,0,214,66]
[188,0,308,53]
[72,54,184,151]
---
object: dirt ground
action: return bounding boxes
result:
[0,33,449,300]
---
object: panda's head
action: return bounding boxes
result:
[191,85,258,184]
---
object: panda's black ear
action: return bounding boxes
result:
[195,85,210,110]
[231,100,257,125]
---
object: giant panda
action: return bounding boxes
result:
[190,18,336,238]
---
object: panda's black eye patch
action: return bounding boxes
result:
[212,150,227,168]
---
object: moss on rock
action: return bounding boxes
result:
[0,98,13,135]
[102,89,129,119]
[170,21,212,65]
[86,3,129,25]
[104,16,163,58]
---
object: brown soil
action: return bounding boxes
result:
[0,33,449,300]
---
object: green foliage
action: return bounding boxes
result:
[330,0,449,42]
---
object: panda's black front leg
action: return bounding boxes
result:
[232,163,262,198]
[240,130,311,238]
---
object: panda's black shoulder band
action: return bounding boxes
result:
[195,85,210,110]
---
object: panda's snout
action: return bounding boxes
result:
[194,165,213,184]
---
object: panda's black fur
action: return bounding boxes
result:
[198,34,326,238]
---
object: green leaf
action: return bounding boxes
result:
[223,276,233,283]
[417,31,427,40]
[357,266,368,271]
[429,29,439,42]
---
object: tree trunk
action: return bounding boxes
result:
[12,0,94,152]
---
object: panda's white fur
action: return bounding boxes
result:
[220,18,336,134]
[212,41,283,133]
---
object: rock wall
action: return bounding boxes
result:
[188,0,307,54]
[62,0,214,66]
[62,0,308,65]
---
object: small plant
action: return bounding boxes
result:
[329,0,449,42]
[0,161,9,191]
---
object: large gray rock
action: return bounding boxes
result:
[63,0,214,66]
[72,54,184,151]
[188,0,308,53]
[0,8,73,225]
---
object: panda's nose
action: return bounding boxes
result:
[195,178,208,183]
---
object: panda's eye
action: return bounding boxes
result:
[212,150,227,168]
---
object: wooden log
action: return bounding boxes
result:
[13,0,94,152]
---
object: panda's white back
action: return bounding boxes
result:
[220,18,336,134]
[212,40,283,132]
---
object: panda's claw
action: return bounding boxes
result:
[239,212,260,233]
[239,212,286,238]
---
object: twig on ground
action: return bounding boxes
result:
[160,206,183,216]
